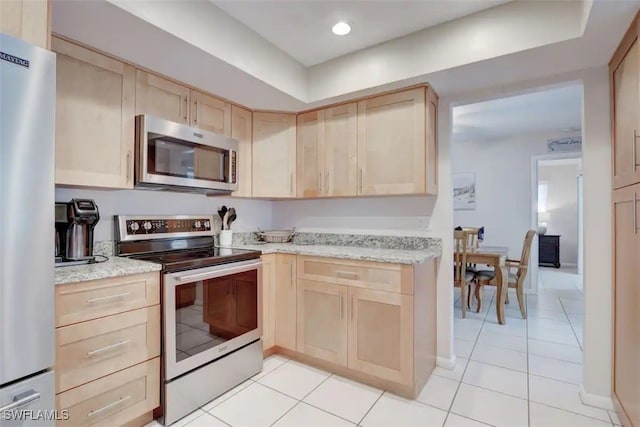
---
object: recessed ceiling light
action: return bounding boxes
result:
[332,21,351,36]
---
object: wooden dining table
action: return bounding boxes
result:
[461,246,510,325]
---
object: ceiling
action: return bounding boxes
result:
[452,84,583,141]
[211,0,513,66]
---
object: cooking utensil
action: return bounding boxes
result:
[218,206,227,221]
[256,227,295,243]
[222,211,230,230]
[227,208,237,229]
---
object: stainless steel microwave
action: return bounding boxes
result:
[135,115,238,194]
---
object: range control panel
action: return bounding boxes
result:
[125,218,212,235]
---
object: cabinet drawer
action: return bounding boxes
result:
[56,306,160,393]
[297,256,412,294]
[56,358,160,427]
[56,272,160,327]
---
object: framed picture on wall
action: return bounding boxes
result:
[453,173,476,210]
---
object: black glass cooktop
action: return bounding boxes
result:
[128,247,261,272]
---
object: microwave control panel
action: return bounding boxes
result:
[231,151,237,184]
[125,218,212,235]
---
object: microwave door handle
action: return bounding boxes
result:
[175,261,261,283]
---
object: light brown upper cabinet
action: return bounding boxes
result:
[231,106,253,197]
[1,0,49,49]
[296,103,358,198]
[611,18,640,190]
[325,103,358,196]
[191,90,232,136]
[426,88,439,195]
[53,37,136,189]
[253,112,297,198]
[296,110,324,198]
[357,88,426,195]
[275,254,297,350]
[136,70,191,125]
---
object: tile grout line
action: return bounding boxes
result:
[356,390,385,426]
[557,297,584,351]
[525,291,531,427]
[442,289,496,426]
[530,401,616,424]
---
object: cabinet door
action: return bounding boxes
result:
[252,113,297,198]
[324,103,358,196]
[0,0,49,49]
[231,106,253,197]
[357,88,426,195]
[191,90,231,136]
[612,185,640,426]
[612,36,640,189]
[261,255,276,350]
[296,279,348,365]
[53,37,135,189]
[296,110,324,197]
[135,70,190,124]
[426,88,439,195]
[275,254,297,350]
[348,287,413,385]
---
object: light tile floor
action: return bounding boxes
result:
[147,268,621,427]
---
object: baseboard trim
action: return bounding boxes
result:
[436,354,457,370]
[579,385,615,410]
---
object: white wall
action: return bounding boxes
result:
[539,160,581,266]
[271,196,435,236]
[452,131,581,288]
[55,188,273,242]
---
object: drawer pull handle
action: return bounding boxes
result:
[87,340,131,356]
[634,192,639,235]
[86,292,130,304]
[336,270,358,279]
[88,395,131,417]
[0,390,40,412]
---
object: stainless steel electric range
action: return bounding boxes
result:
[115,215,263,426]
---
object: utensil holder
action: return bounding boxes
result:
[219,230,233,247]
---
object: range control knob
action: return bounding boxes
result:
[194,221,202,228]
[204,220,211,229]
[130,222,140,231]
[143,221,152,231]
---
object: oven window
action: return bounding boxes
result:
[174,270,258,362]
[147,136,229,182]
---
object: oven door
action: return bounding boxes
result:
[164,259,261,380]
[136,115,238,193]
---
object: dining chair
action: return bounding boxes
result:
[461,227,480,251]
[454,230,474,318]
[473,230,536,318]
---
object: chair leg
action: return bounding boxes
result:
[475,283,483,313]
[505,290,510,304]
[467,283,473,310]
[461,284,467,319]
[516,281,527,319]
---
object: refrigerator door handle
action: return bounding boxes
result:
[0,390,41,412]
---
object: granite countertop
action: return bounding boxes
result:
[229,243,441,264]
[55,256,161,286]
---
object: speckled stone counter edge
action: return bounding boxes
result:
[231,232,441,251]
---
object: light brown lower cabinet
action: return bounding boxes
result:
[261,254,276,351]
[347,287,413,385]
[55,272,161,426]
[56,358,159,427]
[612,184,640,427]
[296,279,348,365]
[275,254,297,350]
[276,254,437,397]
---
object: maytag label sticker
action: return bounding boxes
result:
[0,51,29,68]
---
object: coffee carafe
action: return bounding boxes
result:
[55,199,99,264]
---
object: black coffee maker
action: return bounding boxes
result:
[55,199,100,266]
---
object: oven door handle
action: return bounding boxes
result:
[174,260,262,283]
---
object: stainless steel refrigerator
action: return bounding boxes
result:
[0,34,56,425]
